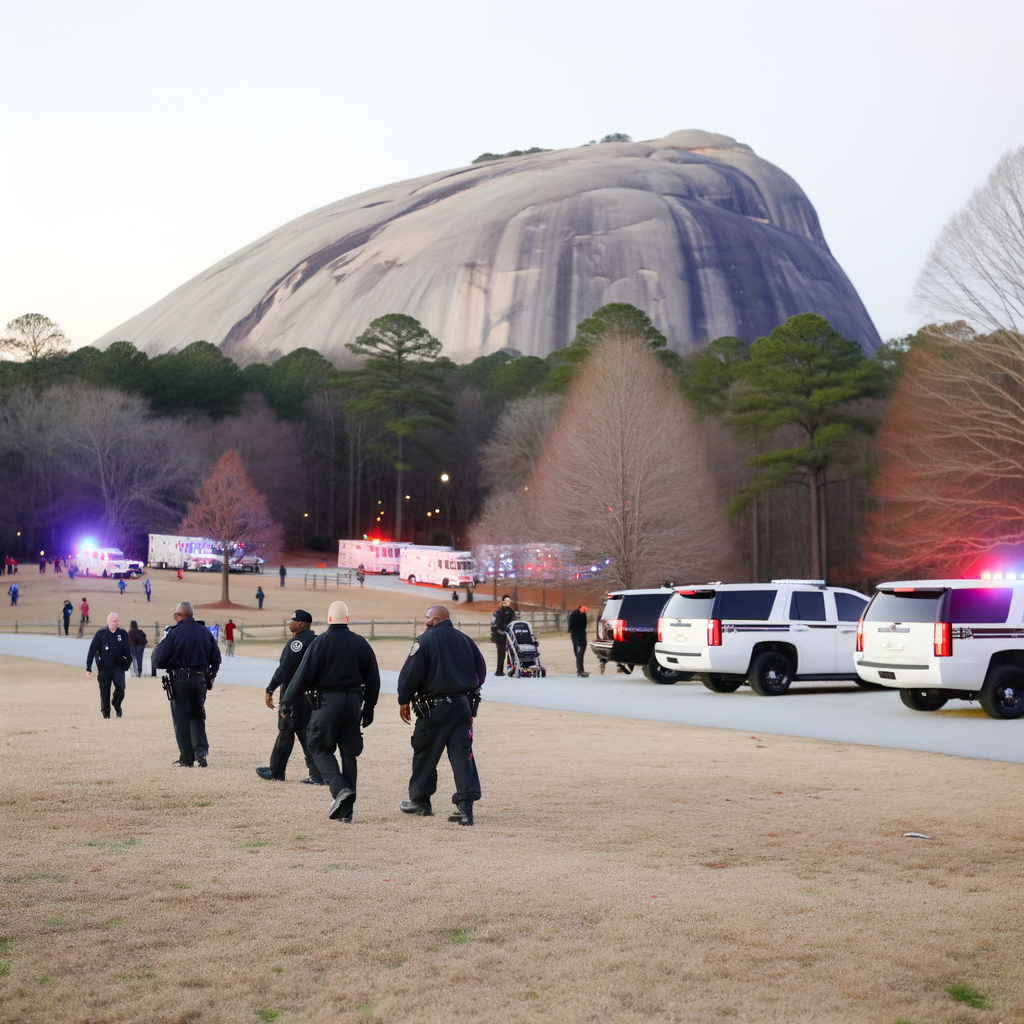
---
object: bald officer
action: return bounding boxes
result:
[279,600,380,823]
[397,605,485,825]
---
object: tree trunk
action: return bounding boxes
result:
[395,435,404,541]
[347,430,355,539]
[819,468,829,584]
[752,492,759,581]
[222,539,230,604]
[808,470,822,580]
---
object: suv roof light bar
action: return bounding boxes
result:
[771,579,826,585]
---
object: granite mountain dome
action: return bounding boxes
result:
[96,130,881,363]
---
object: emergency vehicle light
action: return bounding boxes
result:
[934,621,951,657]
[707,619,721,646]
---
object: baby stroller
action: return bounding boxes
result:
[504,619,547,678]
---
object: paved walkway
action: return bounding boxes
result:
[2,634,1021,764]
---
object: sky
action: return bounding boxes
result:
[1,0,1021,349]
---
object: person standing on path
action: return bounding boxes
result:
[144,577,152,602]
[256,585,265,610]
[398,605,485,825]
[118,578,127,596]
[490,594,516,676]
[279,565,287,587]
[8,582,18,606]
[152,601,222,768]
[86,612,132,718]
[256,609,323,785]
[567,604,590,677]
[224,619,236,656]
[279,600,379,823]
[62,600,73,635]
[127,620,147,677]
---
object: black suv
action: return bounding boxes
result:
[590,588,684,684]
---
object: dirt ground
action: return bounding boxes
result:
[0,657,1021,1023]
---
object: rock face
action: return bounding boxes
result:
[96,130,882,362]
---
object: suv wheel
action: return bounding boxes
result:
[899,688,948,712]
[979,665,1024,719]
[700,673,743,693]
[642,658,683,685]
[748,652,793,696]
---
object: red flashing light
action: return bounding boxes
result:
[677,589,696,595]
[856,618,864,652]
[708,619,721,646]
[934,621,951,657]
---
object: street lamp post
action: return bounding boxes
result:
[440,473,451,537]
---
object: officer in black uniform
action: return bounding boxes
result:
[86,611,133,718]
[151,600,222,767]
[567,604,590,677]
[279,600,379,823]
[491,594,516,675]
[256,609,323,784]
[398,604,485,825]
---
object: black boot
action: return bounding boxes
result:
[256,766,284,781]
[448,801,474,826]
[399,799,432,816]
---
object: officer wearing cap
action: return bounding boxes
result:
[151,600,222,767]
[397,604,485,825]
[256,609,323,784]
[278,600,379,823]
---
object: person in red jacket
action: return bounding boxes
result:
[224,619,236,657]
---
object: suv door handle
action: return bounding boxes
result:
[839,628,855,633]
[792,624,810,631]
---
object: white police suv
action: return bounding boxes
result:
[653,580,869,695]
[855,579,1024,719]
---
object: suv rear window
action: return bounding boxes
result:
[949,588,1013,623]
[789,591,826,621]
[666,591,716,619]
[714,590,777,621]
[865,591,944,622]
[835,592,868,622]
[619,593,672,628]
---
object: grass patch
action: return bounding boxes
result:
[103,917,122,929]
[44,918,64,928]
[171,883,194,890]
[242,841,269,848]
[195,801,213,807]
[450,930,470,945]
[93,780,116,786]
[294,833,306,840]
[356,1004,383,1024]
[255,1010,280,1022]
[85,837,138,850]
[272,964,284,974]
[946,983,990,1009]
[0,962,10,978]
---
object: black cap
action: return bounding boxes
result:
[291,609,313,623]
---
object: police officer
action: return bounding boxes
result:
[279,600,379,823]
[86,612,132,718]
[491,594,516,676]
[152,600,222,767]
[398,604,485,825]
[567,604,590,677]
[256,609,324,785]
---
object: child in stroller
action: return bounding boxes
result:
[503,619,547,678]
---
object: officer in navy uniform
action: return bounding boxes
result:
[256,609,323,784]
[86,611,133,718]
[398,604,485,825]
[279,600,379,823]
[151,600,222,767]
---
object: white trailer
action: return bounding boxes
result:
[337,539,408,574]
[148,534,220,570]
[400,545,475,588]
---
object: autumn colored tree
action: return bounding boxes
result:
[863,324,1024,579]
[529,333,733,590]
[180,452,281,604]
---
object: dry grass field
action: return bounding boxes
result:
[1,657,1022,1024]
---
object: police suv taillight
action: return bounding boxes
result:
[707,619,721,646]
[608,619,626,642]
[657,618,665,643]
[934,621,951,657]
[856,618,864,652]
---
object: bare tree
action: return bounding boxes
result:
[479,394,562,490]
[1,313,71,362]
[913,145,1024,335]
[180,451,282,605]
[529,333,735,590]
[862,324,1024,578]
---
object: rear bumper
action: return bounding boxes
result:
[855,657,982,689]
[589,639,655,664]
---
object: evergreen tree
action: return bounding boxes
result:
[345,315,454,541]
